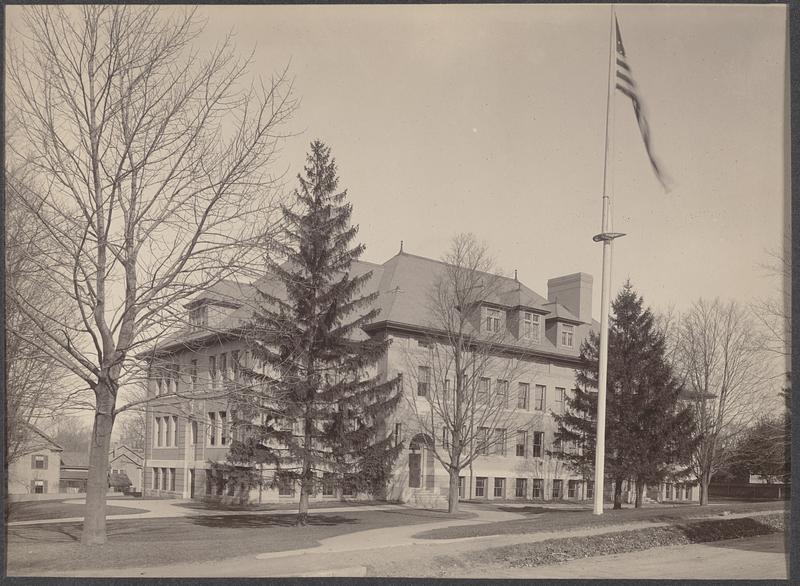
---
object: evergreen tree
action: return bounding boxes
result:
[555,282,696,509]
[227,141,402,524]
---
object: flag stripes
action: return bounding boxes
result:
[614,16,669,190]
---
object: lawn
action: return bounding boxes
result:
[7,500,149,522]
[7,507,472,574]
[172,498,395,513]
[413,500,787,540]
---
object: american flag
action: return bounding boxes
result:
[615,16,670,191]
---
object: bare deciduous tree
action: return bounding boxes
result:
[7,5,296,544]
[5,161,85,463]
[403,234,532,513]
[675,299,765,504]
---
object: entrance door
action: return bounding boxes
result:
[189,469,195,498]
[408,453,421,488]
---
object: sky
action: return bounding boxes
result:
[193,3,787,318]
[5,4,788,429]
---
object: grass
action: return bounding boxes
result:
[413,500,786,540]
[7,507,471,574]
[173,498,394,512]
[463,513,787,569]
[7,500,149,522]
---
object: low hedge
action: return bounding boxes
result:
[478,513,786,568]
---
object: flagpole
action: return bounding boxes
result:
[592,4,625,516]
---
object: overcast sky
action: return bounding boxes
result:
[195,3,787,318]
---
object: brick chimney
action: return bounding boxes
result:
[547,273,593,323]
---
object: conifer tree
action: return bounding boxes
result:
[555,282,696,509]
[228,141,402,525]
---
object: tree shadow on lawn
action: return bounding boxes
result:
[494,506,586,515]
[378,508,477,521]
[9,525,81,543]
[189,513,360,529]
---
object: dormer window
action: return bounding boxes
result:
[189,305,208,332]
[522,311,541,343]
[561,324,575,348]
[485,308,502,333]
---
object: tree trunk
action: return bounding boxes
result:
[81,385,115,545]
[699,477,710,505]
[613,478,623,510]
[297,486,309,526]
[634,479,644,508]
[448,468,460,514]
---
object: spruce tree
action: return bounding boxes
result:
[228,140,402,524]
[555,281,696,509]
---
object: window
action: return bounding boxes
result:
[494,477,506,498]
[485,308,502,333]
[220,353,228,379]
[532,431,544,458]
[478,377,490,403]
[554,387,566,413]
[552,437,563,455]
[518,383,530,410]
[417,339,430,348]
[190,360,198,387]
[568,479,579,498]
[158,417,169,447]
[156,417,164,447]
[493,428,507,456]
[191,421,198,444]
[685,484,693,500]
[232,350,240,378]
[442,428,449,450]
[165,416,172,446]
[552,479,563,499]
[172,415,178,446]
[161,467,168,491]
[665,483,673,500]
[209,356,217,380]
[341,480,355,497]
[532,478,543,498]
[515,478,527,498]
[220,412,228,445]
[478,427,490,455]
[169,363,180,394]
[322,473,335,496]
[189,306,208,331]
[516,430,527,457]
[33,455,46,469]
[34,480,45,494]
[459,476,465,498]
[153,467,160,490]
[561,324,575,348]
[534,385,546,411]
[278,478,294,496]
[394,422,402,447]
[587,481,595,499]
[417,366,430,397]
[208,412,217,446]
[496,380,509,408]
[170,468,177,492]
[475,477,487,497]
[522,311,541,343]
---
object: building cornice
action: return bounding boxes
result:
[364,320,586,367]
